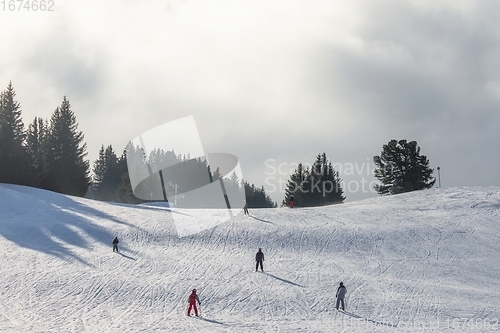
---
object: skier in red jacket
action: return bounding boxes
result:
[187,289,201,316]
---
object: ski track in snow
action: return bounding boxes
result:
[0,184,500,332]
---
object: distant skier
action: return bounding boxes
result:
[335,282,347,311]
[289,196,295,208]
[243,200,249,215]
[255,248,264,272]
[187,289,201,316]
[112,236,119,253]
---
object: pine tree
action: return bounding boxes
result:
[26,117,48,187]
[324,161,345,204]
[305,153,345,206]
[0,82,31,185]
[283,163,309,207]
[116,171,141,203]
[211,167,222,181]
[282,153,345,207]
[307,154,324,206]
[373,139,435,195]
[43,96,90,196]
[92,145,107,193]
[92,145,123,201]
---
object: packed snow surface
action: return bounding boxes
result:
[0,184,499,332]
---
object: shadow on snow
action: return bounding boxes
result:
[249,215,273,224]
[0,184,147,265]
[199,316,226,325]
[118,251,137,260]
[341,310,397,328]
[264,272,305,288]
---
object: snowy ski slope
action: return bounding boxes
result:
[0,183,499,332]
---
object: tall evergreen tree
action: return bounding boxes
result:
[307,154,324,206]
[306,153,345,206]
[373,139,435,195]
[325,161,345,203]
[116,171,141,203]
[211,167,222,181]
[26,117,48,187]
[283,163,309,206]
[43,96,90,196]
[92,145,107,191]
[114,145,140,203]
[0,81,31,185]
[92,145,124,201]
[226,170,241,194]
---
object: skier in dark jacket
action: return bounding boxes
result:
[335,282,347,310]
[255,248,264,272]
[289,196,295,208]
[112,237,119,253]
[243,200,249,215]
[187,289,201,316]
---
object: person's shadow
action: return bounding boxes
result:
[118,252,137,260]
[264,272,305,288]
[199,317,226,325]
[249,216,273,224]
[341,310,397,327]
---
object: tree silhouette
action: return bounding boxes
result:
[373,139,435,195]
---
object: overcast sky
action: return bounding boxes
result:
[1,0,499,203]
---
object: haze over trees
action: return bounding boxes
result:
[0,82,90,196]
[92,144,276,208]
[373,139,435,195]
[42,97,91,196]
[1,82,437,206]
[91,145,127,202]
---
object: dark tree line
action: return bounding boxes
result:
[283,153,345,207]
[92,144,277,208]
[244,181,277,208]
[281,143,435,207]
[1,82,435,206]
[0,80,276,207]
[0,82,90,196]
[98,139,435,206]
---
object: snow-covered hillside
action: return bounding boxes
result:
[0,183,499,332]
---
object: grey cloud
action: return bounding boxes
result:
[2,0,500,203]
[20,24,109,106]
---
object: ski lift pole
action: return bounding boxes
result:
[437,166,441,188]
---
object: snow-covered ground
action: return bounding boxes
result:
[0,183,499,332]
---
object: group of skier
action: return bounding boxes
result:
[111,204,347,317]
[184,247,347,316]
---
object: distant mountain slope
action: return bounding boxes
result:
[0,184,499,332]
